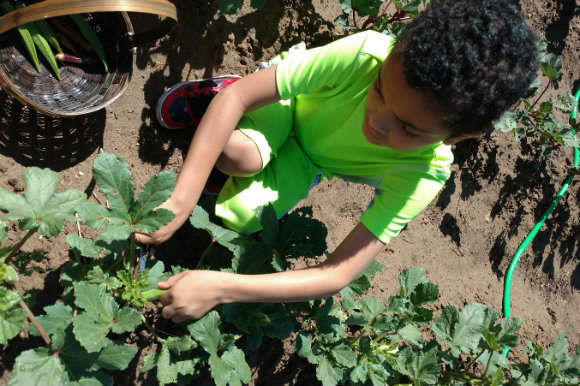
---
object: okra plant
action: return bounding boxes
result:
[335,0,435,34]
[1,150,579,385]
[493,41,580,156]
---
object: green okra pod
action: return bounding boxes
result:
[69,14,108,72]
[28,21,60,80]
[141,288,167,301]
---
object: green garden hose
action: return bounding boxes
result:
[502,85,580,357]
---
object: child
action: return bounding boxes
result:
[135,0,538,323]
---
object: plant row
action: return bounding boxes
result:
[0,150,579,385]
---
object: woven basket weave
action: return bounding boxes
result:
[0,0,177,117]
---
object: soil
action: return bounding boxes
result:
[0,0,579,385]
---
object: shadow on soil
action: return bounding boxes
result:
[130,1,337,169]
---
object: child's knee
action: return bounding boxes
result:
[217,131,263,176]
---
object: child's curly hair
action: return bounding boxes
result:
[393,0,539,134]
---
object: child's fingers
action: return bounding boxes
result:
[158,271,188,289]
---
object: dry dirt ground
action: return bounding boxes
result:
[0,0,579,385]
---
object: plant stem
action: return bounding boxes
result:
[528,82,551,112]
[195,240,216,270]
[129,232,137,275]
[107,250,126,273]
[18,299,51,346]
[447,370,478,384]
[463,350,484,372]
[141,314,163,343]
[483,350,493,378]
[372,330,397,344]
[6,228,36,264]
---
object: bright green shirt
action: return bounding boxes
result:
[275,31,454,243]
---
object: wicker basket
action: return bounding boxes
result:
[0,0,177,117]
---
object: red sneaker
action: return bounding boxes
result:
[202,168,229,196]
[156,75,241,129]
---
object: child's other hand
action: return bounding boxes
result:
[135,197,190,245]
[158,270,226,322]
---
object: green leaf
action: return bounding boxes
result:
[165,335,198,354]
[394,341,441,386]
[72,282,141,352]
[330,343,357,368]
[131,169,175,227]
[0,1,42,72]
[255,204,279,246]
[0,287,27,344]
[208,346,252,386]
[341,260,385,297]
[190,202,240,252]
[35,19,61,52]
[0,168,85,237]
[477,350,511,378]
[350,356,394,386]
[218,0,244,14]
[157,346,179,385]
[493,111,519,133]
[274,206,328,259]
[316,356,344,385]
[547,333,580,381]
[482,317,521,351]
[409,282,439,307]
[92,150,135,217]
[293,332,320,364]
[187,310,223,356]
[432,303,487,356]
[66,233,103,258]
[539,53,562,80]
[69,14,108,72]
[29,21,60,80]
[31,302,74,337]
[0,257,19,284]
[398,266,428,297]
[397,323,422,346]
[0,219,7,241]
[555,93,578,114]
[56,326,137,375]
[7,348,70,386]
[315,298,346,341]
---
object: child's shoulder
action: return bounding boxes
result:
[336,30,394,61]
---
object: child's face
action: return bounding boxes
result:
[362,55,454,151]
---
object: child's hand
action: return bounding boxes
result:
[158,270,226,322]
[135,196,189,244]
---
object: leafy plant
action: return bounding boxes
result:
[1,150,578,386]
[335,0,434,34]
[493,41,580,156]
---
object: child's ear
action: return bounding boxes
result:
[443,131,483,145]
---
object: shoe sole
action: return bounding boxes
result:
[156,75,242,130]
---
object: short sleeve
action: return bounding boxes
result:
[276,31,393,100]
[360,168,448,244]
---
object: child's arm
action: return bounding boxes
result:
[157,222,385,322]
[135,65,281,245]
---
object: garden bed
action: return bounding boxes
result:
[0,0,579,385]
